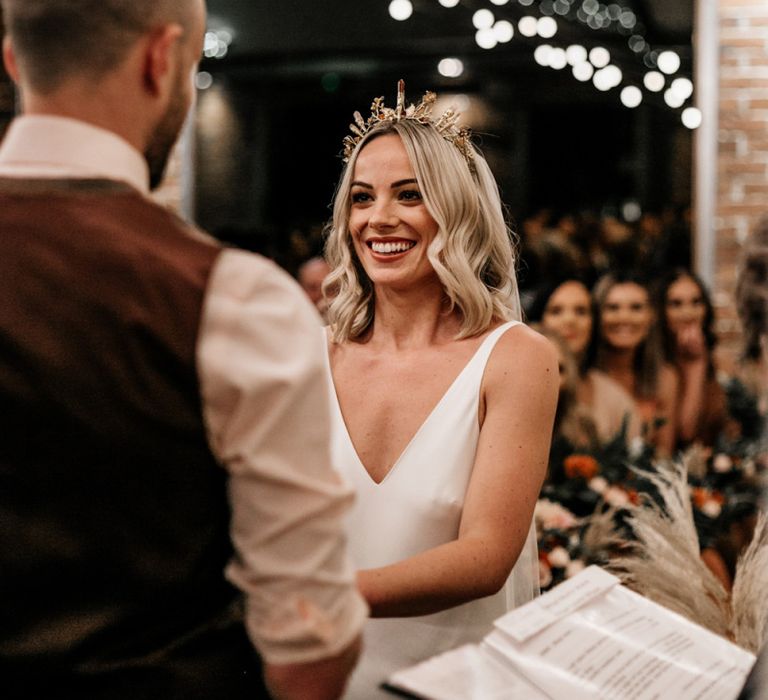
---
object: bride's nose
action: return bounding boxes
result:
[368,199,398,230]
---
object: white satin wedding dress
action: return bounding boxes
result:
[326,321,540,699]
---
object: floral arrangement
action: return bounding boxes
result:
[536,386,767,595]
[607,461,768,652]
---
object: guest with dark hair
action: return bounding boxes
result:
[535,324,600,452]
[529,277,640,445]
[656,268,727,448]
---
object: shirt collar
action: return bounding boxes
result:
[0,115,150,194]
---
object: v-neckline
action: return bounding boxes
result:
[329,323,512,486]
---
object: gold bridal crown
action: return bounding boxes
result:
[342,79,475,171]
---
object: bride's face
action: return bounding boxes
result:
[348,134,440,291]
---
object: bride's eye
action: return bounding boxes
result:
[399,189,423,202]
[351,191,372,204]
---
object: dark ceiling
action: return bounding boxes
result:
[193,1,695,245]
[204,0,692,63]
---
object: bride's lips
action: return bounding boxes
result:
[365,238,417,260]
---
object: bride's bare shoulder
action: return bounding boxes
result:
[485,322,559,386]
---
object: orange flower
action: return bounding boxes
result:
[564,454,599,480]
[692,487,725,508]
[692,487,708,508]
[627,489,640,506]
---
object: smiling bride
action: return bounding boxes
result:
[322,82,558,698]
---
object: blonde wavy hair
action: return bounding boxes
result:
[324,119,521,342]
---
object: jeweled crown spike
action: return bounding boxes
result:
[342,80,475,171]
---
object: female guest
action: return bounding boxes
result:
[529,278,640,445]
[737,214,768,414]
[593,272,679,456]
[323,83,558,697]
[657,269,727,448]
[535,324,599,452]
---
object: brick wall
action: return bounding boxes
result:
[715,0,768,369]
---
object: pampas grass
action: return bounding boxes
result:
[607,458,768,651]
[731,513,768,651]
[581,506,624,562]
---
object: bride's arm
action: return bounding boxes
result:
[357,324,558,618]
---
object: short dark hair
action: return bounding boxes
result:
[1,0,193,94]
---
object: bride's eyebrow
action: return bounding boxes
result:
[350,178,419,189]
[391,178,418,188]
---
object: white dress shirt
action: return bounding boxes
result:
[0,115,367,665]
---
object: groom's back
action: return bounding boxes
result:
[0,179,265,698]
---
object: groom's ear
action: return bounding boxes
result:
[3,37,21,84]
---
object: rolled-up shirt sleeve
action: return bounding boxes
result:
[197,248,367,665]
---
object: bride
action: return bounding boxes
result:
[323,83,558,698]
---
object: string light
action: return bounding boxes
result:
[589,47,610,69]
[384,0,693,115]
[494,20,515,43]
[476,27,498,49]
[537,16,558,38]
[643,71,665,92]
[670,77,693,100]
[473,9,495,30]
[549,47,568,70]
[682,106,702,129]
[664,88,685,108]
[388,0,412,21]
[657,50,681,75]
[566,44,588,66]
[438,57,464,78]
[534,44,553,67]
[203,28,234,59]
[518,16,538,37]
[620,85,642,108]
[195,71,213,90]
[572,61,594,82]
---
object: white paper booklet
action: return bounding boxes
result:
[386,566,756,700]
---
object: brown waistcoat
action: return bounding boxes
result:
[0,179,266,698]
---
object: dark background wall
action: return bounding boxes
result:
[194,1,694,264]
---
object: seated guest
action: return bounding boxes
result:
[528,278,640,445]
[593,271,680,457]
[298,255,333,320]
[656,269,727,449]
[534,325,602,488]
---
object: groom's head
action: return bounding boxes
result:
[1,0,207,188]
